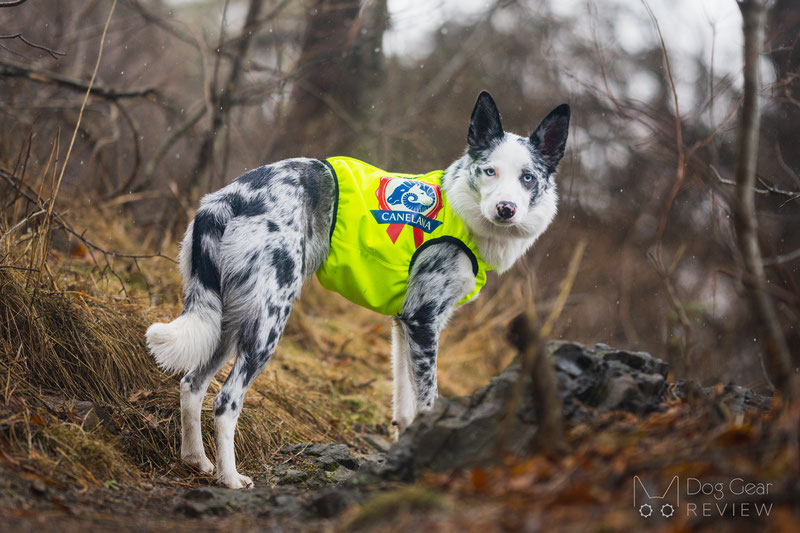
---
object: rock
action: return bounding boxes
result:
[281,443,360,472]
[359,433,392,453]
[273,468,309,485]
[355,341,674,481]
[305,488,359,519]
[271,341,771,499]
[178,486,273,517]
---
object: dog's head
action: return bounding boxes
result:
[457,91,570,239]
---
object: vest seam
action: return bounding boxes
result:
[322,158,339,242]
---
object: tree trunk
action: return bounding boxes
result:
[507,312,568,455]
[733,0,795,399]
[267,0,387,160]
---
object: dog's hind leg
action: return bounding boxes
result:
[393,243,477,435]
[179,325,236,473]
[213,296,299,488]
[212,222,305,489]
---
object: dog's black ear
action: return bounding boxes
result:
[467,91,504,157]
[530,104,570,172]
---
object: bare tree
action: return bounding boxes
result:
[733,0,794,399]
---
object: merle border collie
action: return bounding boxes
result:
[147,92,570,488]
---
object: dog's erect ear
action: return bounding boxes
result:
[530,104,570,172]
[467,91,504,157]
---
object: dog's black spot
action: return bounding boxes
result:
[283,304,292,317]
[248,251,260,267]
[414,360,431,377]
[268,304,280,317]
[267,221,279,232]
[225,193,268,218]
[271,249,295,288]
[409,324,436,352]
[243,350,269,386]
[402,300,438,351]
[214,392,230,416]
[300,239,307,276]
[239,317,260,355]
[230,401,237,412]
[236,165,275,189]
[407,300,437,325]
[416,254,449,277]
[191,211,224,295]
[182,374,201,394]
[267,327,279,348]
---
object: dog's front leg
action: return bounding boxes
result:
[393,243,477,436]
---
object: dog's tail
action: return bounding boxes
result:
[146,211,225,374]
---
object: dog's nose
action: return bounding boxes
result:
[496,201,517,220]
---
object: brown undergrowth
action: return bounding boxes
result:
[0,159,536,497]
[0,171,406,489]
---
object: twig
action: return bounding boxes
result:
[0,209,46,243]
[642,0,687,244]
[1,168,176,263]
[0,60,158,101]
[0,265,39,272]
[0,34,65,59]
[762,248,800,267]
[711,165,800,202]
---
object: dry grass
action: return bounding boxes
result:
[0,165,532,490]
[0,172,396,487]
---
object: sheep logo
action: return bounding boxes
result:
[371,177,444,247]
[386,181,436,213]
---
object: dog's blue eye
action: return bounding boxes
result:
[522,174,533,183]
[485,168,496,176]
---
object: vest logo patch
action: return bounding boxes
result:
[371,177,444,247]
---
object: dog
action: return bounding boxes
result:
[146,91,570,488]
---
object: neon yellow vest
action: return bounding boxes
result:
[317,156,492,315]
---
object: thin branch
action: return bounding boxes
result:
[0,34,65,59]
[762,248,800,267]
[711,164,800,202]
[642,0,686,244]
[0,60,159,101]
[0,209,46,243]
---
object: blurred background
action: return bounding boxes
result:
[1,0,798,392]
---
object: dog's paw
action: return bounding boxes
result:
[182,453,214,474]
[218,472,254,489]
